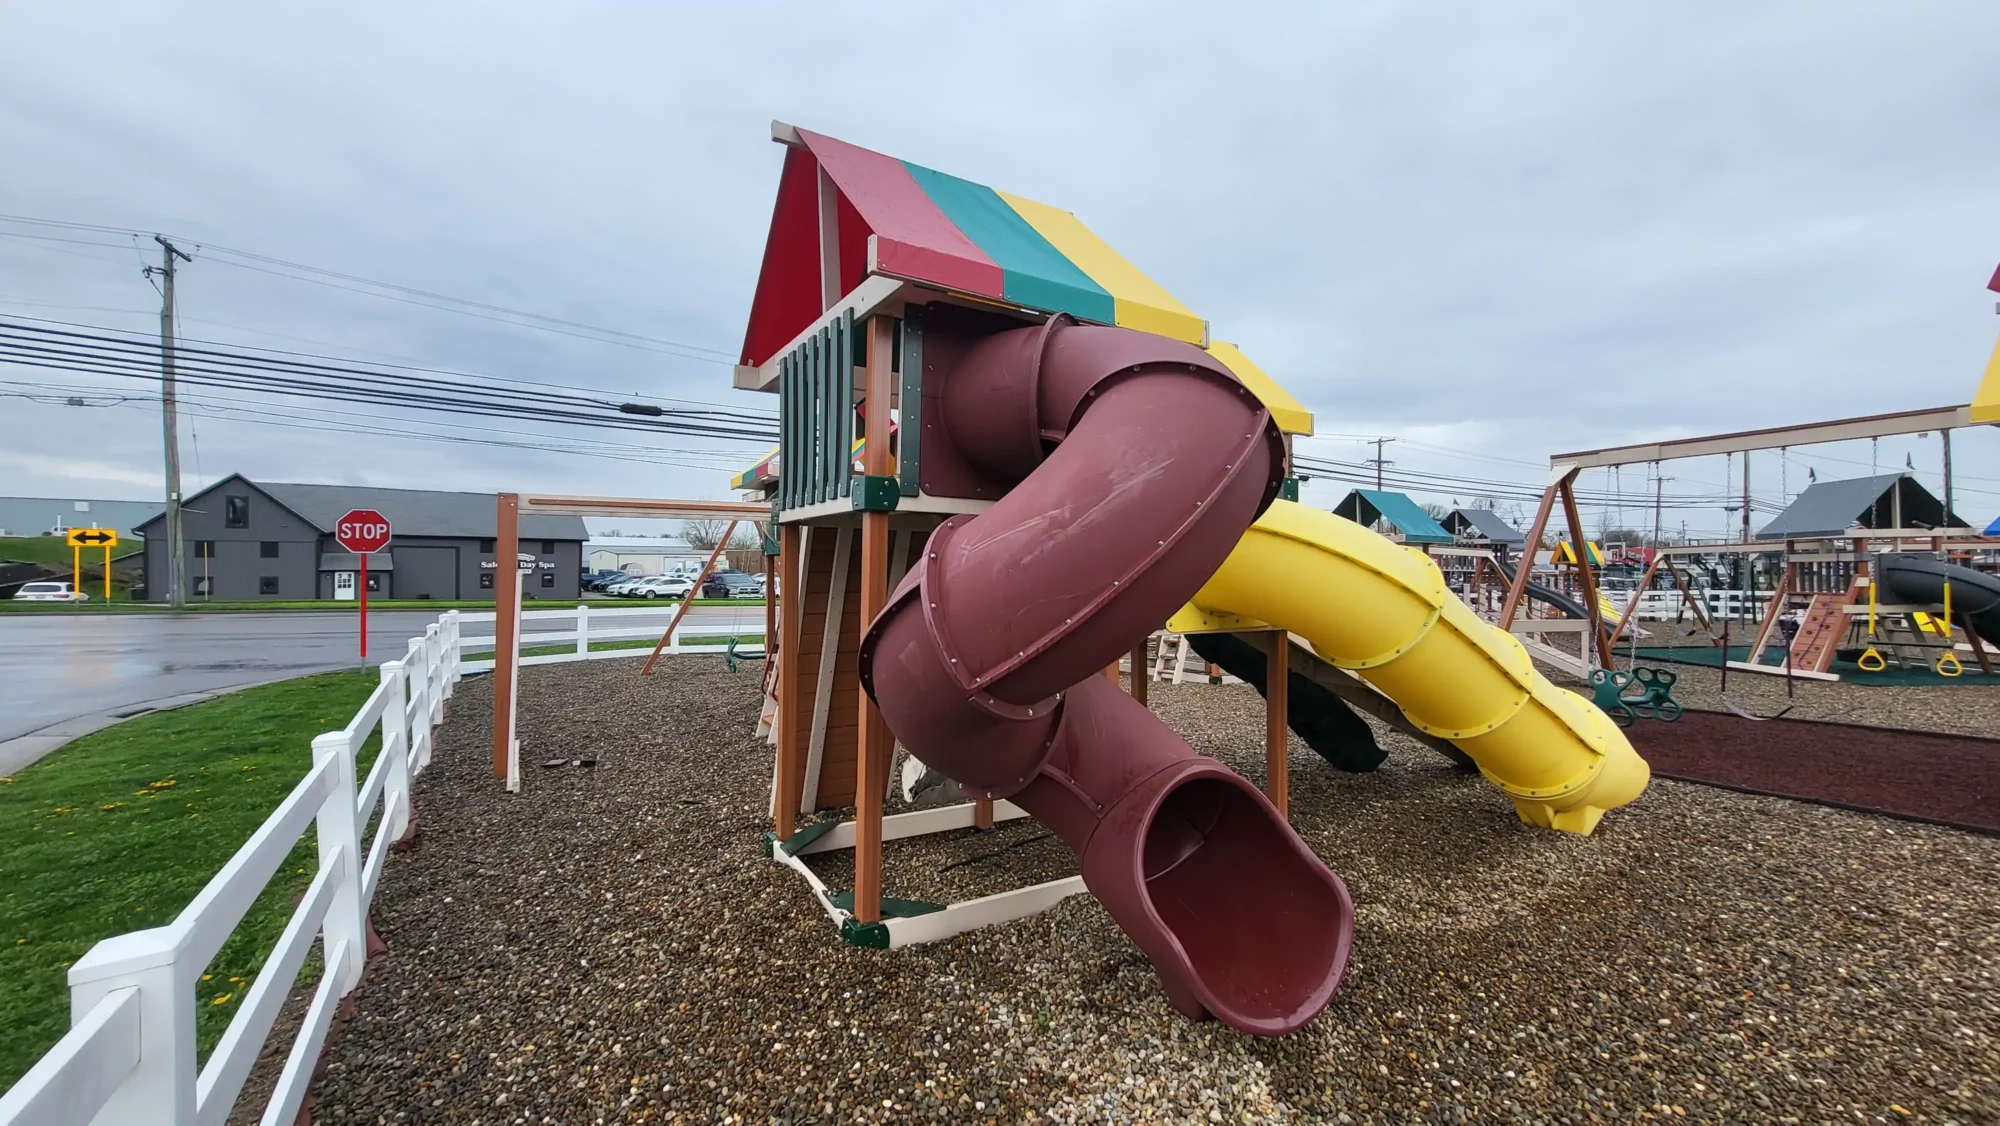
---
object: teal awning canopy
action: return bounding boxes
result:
[1332,490,1453,544]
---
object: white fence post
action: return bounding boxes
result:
[575,603,590,658]
[425,625,444,727]
[64,931,190,1125]
[310,732,367,996]
[444,610,461,693]
[379,662,413,846]
[402,639,429,774]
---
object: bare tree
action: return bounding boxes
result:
[680,519,730,551]
[1420,501,1450,520]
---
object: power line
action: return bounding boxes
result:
[0,214,741,364]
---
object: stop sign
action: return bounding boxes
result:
[334,509,392,554]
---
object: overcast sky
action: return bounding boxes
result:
[2,2,1996,538]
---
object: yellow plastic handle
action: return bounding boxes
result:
[1936,651,1964,678]
[1857,647,1887,672]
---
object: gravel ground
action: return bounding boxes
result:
[310,657,2000,1124]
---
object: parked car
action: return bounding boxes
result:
[604,576,653,596]
[702,571,764,599]
[13,581,88,602]
[583,570,628,591]
[633,576,694,600]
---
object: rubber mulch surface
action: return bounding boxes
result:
[1626,709,2000,833]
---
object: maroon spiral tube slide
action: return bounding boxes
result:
[858,316,1354,1035]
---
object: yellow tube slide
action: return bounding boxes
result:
[1185,500,1650,834]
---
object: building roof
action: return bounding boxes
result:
[1983,513,1999,536]
[0,496,161,539]
[137,476,587,541]
[1444,507,1525,545]
[741,124,1314,435]
[1755,472,1967,539]
[1332,489,1453,544]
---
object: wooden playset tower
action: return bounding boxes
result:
[729,122,1314,934]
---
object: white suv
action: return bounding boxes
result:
[13,581,88,602]
[633,576,694,600]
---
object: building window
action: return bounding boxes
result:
[365,572,382,592]
[540,571,555,588]
[193,540,215,558]
[260,541,280,558]
[480,539,495,554]
[479,572,494,589]
[225,495,250,528]
[191,575,211,597]
[260,576,279,595]
[541,540,556,554]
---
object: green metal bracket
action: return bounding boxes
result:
[850,475,901,512]
[840,918,891,949]
[777,819,840,857]
[829,891,945,918]
[1278,476,1301,502]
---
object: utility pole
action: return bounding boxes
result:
[1942,429,1954,526]
[146,236,193,609]
[1366,437,1395,490]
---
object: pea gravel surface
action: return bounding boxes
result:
[309,658,2000,1124]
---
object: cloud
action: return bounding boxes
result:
[1,0,1997,536]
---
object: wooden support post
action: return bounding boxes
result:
[764,546,776,655]
[1557,476,1611,670]
[1606,551,1665,647]
[774,523,803,840]
[1960,615,1995,675]
[641,520,738,675]
[1104,661,1122,685]
[1264,630,1288,819]
[1129,640,1148,706]
[1500,474,1568,629]
[853,314,896,925]
[974,800,994,830]
[1664,561,1715,638]
[491,493,519,781]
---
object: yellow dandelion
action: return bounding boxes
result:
[100,803,123,812]
[211,994,232,1006]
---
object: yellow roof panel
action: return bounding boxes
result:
[1974,331,2000,425]
[1204,341,1314,435]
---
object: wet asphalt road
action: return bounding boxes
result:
[0,604,757,743]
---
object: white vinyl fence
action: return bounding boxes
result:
[0,614,461,1126]
[0,602,756,1126]
[1628,589,1774,622]
[454,601,767,673]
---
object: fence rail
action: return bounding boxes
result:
[0,600,753,1125]
[454,601,767,672]
[0,613,461,1126]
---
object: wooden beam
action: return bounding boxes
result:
[1499,474,1567,629]
[1550,404,1975,470]
[1557,475,1612,670]
[518,495,769,521]
[1129,640,1149,706]
[774,523,803,840]
[491,492,519,782]
[1960,615,1995,675]
[640,520,738,676]
[1265,630,1288,819]
[853,314,897,925]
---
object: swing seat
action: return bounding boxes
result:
[725,636,767,673]
[1588,667,1681,726]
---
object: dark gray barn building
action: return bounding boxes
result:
[136,476,586,603]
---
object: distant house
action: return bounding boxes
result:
[1331,489,1453,544]
[1442,508,1525,549]
[1756,473,1969,540]
[0,496,161,539]
[134,475,586,602]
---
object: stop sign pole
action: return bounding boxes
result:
[335,508,392,660]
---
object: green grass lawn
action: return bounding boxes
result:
[0,536,144,569]
[0,671,381,1091]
